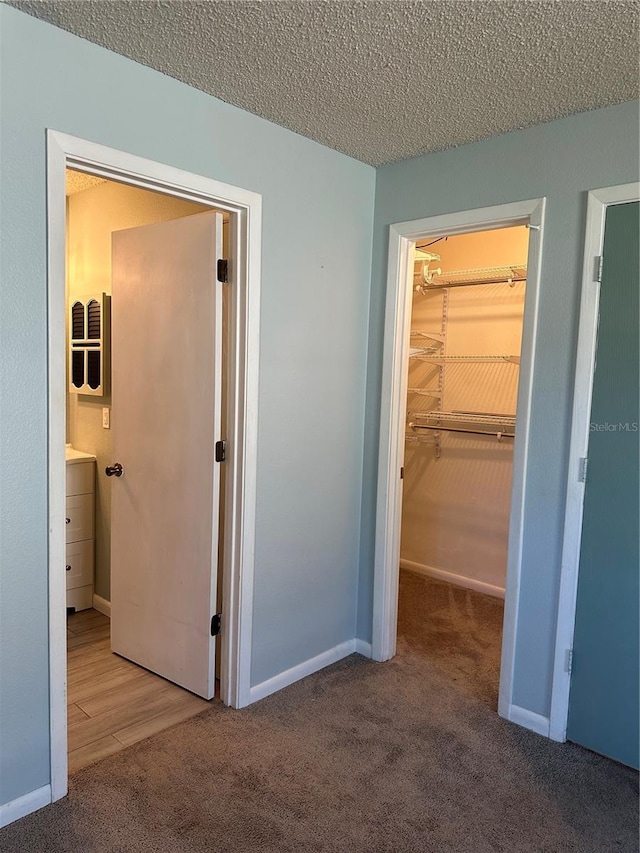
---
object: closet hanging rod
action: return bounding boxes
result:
[408,422,515,439]
[415,274,527,291]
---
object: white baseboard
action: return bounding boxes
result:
[504,703,551,738]
[249,639,357,704]
[92,594,111,617]
[400,559,505,600]
[354,639,372,658]
[0,784,52,828]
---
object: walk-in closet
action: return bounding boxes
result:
[398,225,529,706]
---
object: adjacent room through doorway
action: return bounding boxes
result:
[64,170,228,772]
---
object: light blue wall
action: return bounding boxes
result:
[0,5,374,805]
[2,0,639,817]
[359,99,640,717]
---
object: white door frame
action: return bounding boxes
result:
[372,198,546,729]
[549,182,640,742]
[47,130,262,801]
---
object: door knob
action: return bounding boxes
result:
[105,462,123,477]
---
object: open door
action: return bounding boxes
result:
[566,201,639,767]
[110,211,224,699]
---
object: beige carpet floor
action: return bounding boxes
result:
[1,571,637,852]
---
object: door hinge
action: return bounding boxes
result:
[215,440,226,462]
[217,258,228,283]
[578,457,588,482]
[566,648,573,675]
[595,255,604,283]
[211,613,222,637]
[400,467,404,480]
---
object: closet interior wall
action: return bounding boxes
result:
[401,226,529,597]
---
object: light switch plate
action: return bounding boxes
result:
[102,407,110,429]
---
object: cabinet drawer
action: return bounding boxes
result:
[65,494,94,543]
[66,461,95,497]
[66,585,93,612]
[65,539,94,589]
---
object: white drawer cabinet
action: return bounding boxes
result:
[66,461,95,498]
[65,540,94,589]
[65,448,96,611]
[65,494,94,544]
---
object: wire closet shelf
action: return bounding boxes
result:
[414,262,527,294]
[408,410,516,440]
[406,258,525,448]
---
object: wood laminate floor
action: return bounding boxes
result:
[67,609,210,773]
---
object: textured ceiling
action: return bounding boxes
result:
[10,0,640,166]
[66,170,107,196]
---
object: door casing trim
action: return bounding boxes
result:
[47,130,262,801]
[371,198,546,731]
[549,182,640,742]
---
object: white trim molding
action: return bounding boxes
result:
[372,199,546,731]
[0,785,52,829]
[354,639,373,658]
[549,182,640,743]
[46,131,261,811]
[249,640,359,704]
[92,594,111,618]
[507,705,550,739]
[400,559,505,600]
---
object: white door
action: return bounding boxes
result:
[110,211,223,699]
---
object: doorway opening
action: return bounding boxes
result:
[372,198,547,734]
[64,170,224,772]
[399,225,529,710]
[48,131,262,802]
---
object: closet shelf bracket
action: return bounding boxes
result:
[407,388,442,398]
[405,430,441,458]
